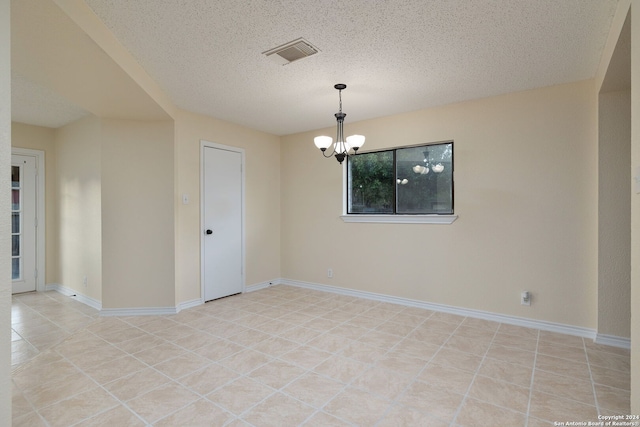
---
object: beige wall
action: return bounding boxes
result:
[282,80,598,328]
[1,0,11,421]
[174,110,281,304]
[11,122,58,284]
[598,91,631,338]
[101,119,175,309]
[55,115,102,301]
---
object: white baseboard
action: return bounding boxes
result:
[46,283,102,310]
[278,279,633,348]
[595,333,631,350]
[100,306,178,317]
[177,298,202,312]
[245,279,283,293]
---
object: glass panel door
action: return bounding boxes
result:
[11,165,22,280]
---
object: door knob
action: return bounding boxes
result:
[205,229,213,235]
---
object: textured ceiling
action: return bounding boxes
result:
[12,0,619,134]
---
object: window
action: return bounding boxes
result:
[347,141,454,216]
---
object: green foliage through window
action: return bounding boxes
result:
[347,142,453,214]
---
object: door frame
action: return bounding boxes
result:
[11,147,45,292]
[200,140,246,303]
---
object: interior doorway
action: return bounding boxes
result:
[201,141,245,302]
[11,151,41,294]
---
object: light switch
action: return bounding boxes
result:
[182,194,189,204]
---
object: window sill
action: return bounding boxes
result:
[340,214,458,224]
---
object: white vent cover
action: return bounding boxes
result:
[263,38,319,65]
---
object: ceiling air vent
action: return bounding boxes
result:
[263,38,319,65]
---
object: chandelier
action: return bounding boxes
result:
[313,84,365,164]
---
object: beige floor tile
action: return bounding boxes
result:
[278,325,322,344]
[114,334,166,355]
[491,332,538,352]
[533,369,595,405]
[132,342,185,366]
[242,392,316,427]
[376,351,428,376]
[83,355,148,384]
[207,376,275,415]
[419,362,476,395]
[537,341,587,363]
[281,345,333,370]
[529,390,598,422]
[219,348,272,374]
[153,352,211,379]
[357,329,403,350]
[429,312,465,325]
[314,354,369,384]
[13,358,80,390]
[39,387,119,427]
[103,367,170,402]
[22,370,96,408]
[388,311,428,327]
[444,333,492,355]
[429,347,483,372]
[12,411,47,427]
[324,387,392,426]
[419,319,460,334]
[152,324,198,341]
[154,398,235,427]
[126,381,200,424]
[594,384,631,413]
[590,364,630,390]
[307,332,353,354]
[377,404,449,427]
[478,357,532,388]
[339,340,388,364]
[283,372,346,407]
[375,320,417,337]
[74,405,146,426]
[352,365,413,400]
[455,397,526,427]
[485,343,536,367]
[535,353,591,381]
[584,340,631,357]
[195,338,245,361]
[468,375,530,413]
[250,335,300,357]
[587,349,630,372]
[248,358,306,389]
[539,330,585,348]
[179,362,240,395]
[12,285,631,426]
[390,337,440,360]
[302,411,352,426]
[227,328,272,346]
[453,325,497,340]
[11,387,32,420]
[397,381,464,422]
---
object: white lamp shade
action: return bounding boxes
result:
[432,163,444,173]
[314,136,333,150]
[346,134,365,149]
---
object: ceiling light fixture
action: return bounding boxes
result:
[314,84,365,164]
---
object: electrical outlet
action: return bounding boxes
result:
[521,291,531,306]
[327,268,333,278]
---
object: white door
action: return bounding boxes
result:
[11,155,37,294]
[202,145,244,301]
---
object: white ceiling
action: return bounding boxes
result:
[12,0,619,135]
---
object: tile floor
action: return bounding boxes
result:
[11,286,631,426]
